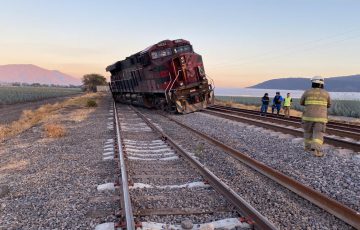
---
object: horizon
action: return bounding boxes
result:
[0,63,359,88]
[1,0,360,87]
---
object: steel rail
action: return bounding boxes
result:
[210,105,360,133]
[114,102,135,229]
[212,104,360,132]
[207,106,360,141]
[162,113,360,229]
[130,106,278,230]
[203,109,360,152]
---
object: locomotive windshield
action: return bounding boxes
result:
[174,45,192,54]
[150,45,192,59]
[151,48,172,59]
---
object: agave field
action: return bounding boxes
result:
[216,95,360,118]
[0,86,82,105]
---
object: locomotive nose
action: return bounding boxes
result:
[172,53,199,85]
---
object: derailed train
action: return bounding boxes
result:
[106,39,214,113]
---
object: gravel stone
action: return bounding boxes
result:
[181,218,194,229]
[0,185,10,198]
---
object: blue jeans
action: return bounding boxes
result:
[260,104,268,115]
[272,104,281,114]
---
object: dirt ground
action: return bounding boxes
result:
[0,93,119,229]
[0,94,82,125]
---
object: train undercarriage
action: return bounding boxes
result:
[112,85,214,114]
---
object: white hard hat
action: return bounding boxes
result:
[311,76,324,84]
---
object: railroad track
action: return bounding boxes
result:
[155,112,359,229]
[112,103,360,229]
[209,105,360,135]
[113,103,278,229]
[204,105,360,152]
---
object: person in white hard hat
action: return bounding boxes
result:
[300,76,331,157]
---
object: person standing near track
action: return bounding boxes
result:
[272,92,283,115]
[260,93,270,116]
[283,93,293,118]
[300,76,331,157]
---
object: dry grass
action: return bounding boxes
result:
[0,106,57,141]
[65,109,95,122]
[0,93,100,141]
[43,124,66,138]
[63,93,99,108]
[86,99,97,107]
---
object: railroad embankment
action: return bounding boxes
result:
[0,93,118,229]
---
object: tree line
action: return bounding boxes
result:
[1,73,108,92]
[2,82,81,88]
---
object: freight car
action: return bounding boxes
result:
[106,39,214,113]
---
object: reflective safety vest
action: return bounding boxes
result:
[300,88,331,123]
[284,97,292,107]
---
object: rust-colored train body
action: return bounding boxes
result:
[106,39,214,113]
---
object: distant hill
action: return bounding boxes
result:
[249,75,360,92]
[0,64,82,86]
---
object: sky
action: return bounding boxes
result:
[0,0,359,87]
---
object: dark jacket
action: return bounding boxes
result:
[273,95,283,105]
[262,96,270,105]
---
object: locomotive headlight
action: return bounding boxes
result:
[180,56,185,64]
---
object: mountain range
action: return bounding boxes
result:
[249,74,360,92]
[1,64,359,91]
[0,64,82,86]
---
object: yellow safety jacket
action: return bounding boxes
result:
[300,88,331,123]
[284,97,292,107]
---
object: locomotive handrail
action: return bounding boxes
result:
[206,74,216,90]
[170,70,182,90]
[164,72,173,103]
[165,70,182,102]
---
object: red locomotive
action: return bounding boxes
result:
[106,39,214,113]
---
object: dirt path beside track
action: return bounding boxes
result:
[0,94,82,124]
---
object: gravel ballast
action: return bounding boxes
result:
[141,108,354,229]
[169,111,360,212]
[0,94,118,229]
